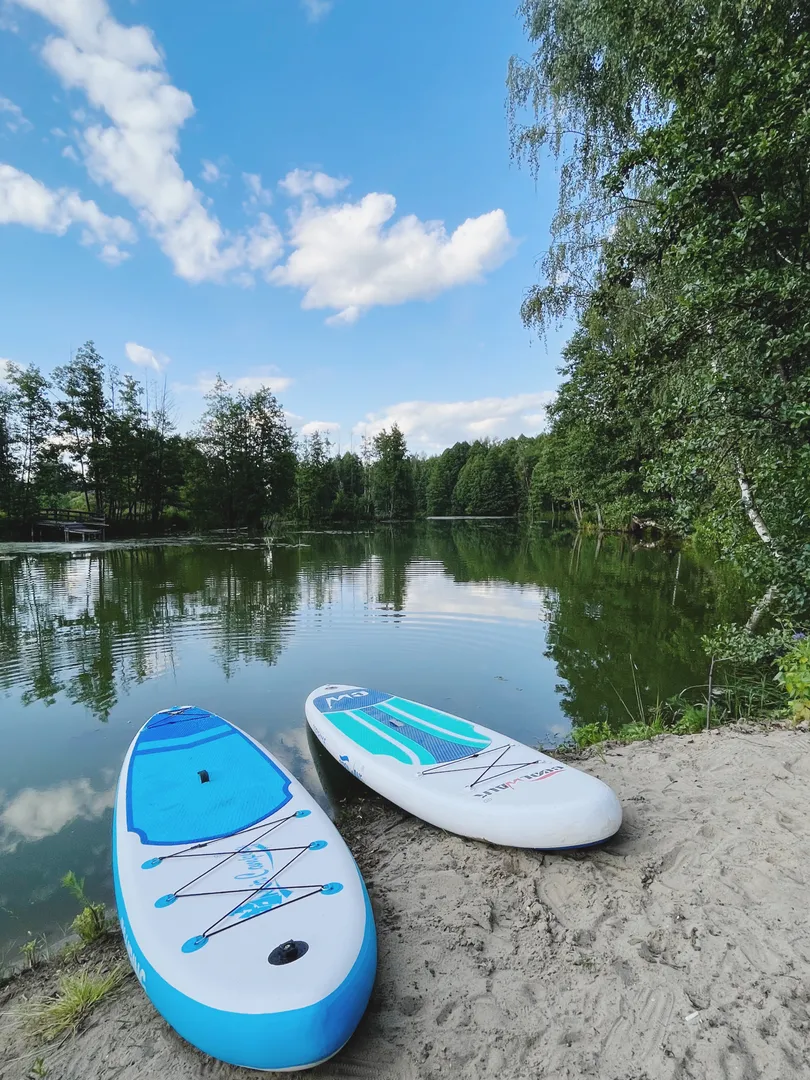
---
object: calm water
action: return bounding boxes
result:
[0,522,745,956]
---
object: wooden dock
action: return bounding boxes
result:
[36,508,107,541]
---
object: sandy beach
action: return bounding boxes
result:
[2,726,809,1080]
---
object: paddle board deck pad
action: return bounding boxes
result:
[306,686,622,849]
[113,706,376,1071]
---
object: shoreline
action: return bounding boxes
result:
[2,727,809,1078]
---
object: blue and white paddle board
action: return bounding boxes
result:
[306,685,622,849]
[113,706,376,1071]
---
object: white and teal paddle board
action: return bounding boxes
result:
[114,706,376,1071]
[306,686,622,849]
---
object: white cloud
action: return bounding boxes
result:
[50,125,67,138]
[243,171,273,209]
[0,162,135,263]
[61,143,79,161]
[243,213,284,276]
[200,159,221,183]
[0,778,114,852]
[301,420,340,435]
[353,392,556,452]
[125,341,169,373]
[300,0,333,23]
[272,194,514,323]
[12,0,283,284]
[0,94,31,132]
[173,367,294,396]
[0,357,12,381]
[278,168,349,200]
[405,574,552,623]
[0,5,19,33]
[6,3,511,317]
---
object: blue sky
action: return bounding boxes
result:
[0,0,567,452]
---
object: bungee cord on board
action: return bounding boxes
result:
[419,743,541,787]
[147,809,337,943]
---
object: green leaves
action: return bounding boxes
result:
[370,425,414,520]
[511,0,810,617]
[191,378,296,530]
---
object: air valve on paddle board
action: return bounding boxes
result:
[269,939,309,965]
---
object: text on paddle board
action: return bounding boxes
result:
[474,765,565,799]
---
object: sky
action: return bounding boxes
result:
[0,0,568,453]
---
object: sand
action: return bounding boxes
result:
[1,726,809,1080]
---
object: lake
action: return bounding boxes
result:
[0,521,745,959]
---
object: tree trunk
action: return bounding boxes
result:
[671,551,681,607]
[745,583,779,632]
[736,461,780,558]
[569,493,581,527]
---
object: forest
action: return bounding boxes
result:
[0,342,545,531]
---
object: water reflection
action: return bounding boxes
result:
[0,779,114,853]
[0,542,298,720]
[0,524,746,952]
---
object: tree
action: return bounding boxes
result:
[296,432,338,521]
[0,385,15,518]
[410,455,430,517]
[6,363,57,518]
[454,444,518,516]
[327,451,366,520]
[370,425,414,520]
[53,342,110,515]
[190,378,296,529]
[509,0,810,613]
[105,375,183,523]
[426,442,470,515]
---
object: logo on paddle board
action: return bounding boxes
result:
[232,844,292,919]
[120,919,147,987]
[324,691,370,709]
[474,765,565,800]
[339,754,365,782]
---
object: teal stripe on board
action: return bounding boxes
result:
[381,699,490,747]
[326,710,436,766]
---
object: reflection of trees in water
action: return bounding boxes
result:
[371,525,419,612]
[291,527,420,613]
[0,526,748,728]
[422,521,746,728]
[0,544,301,720]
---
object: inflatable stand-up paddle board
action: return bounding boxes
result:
[306,686,622,849]
[114,706,376,1071]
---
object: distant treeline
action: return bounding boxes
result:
[0,342,558,531]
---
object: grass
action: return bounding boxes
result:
[22,964,127,1042]
[61,872,116,945]
[59,941,86,964]
[20,936,48,970]
[567,653,789,750]
[570,709,717,750]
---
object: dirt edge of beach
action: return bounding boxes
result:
[2,726,809,1080]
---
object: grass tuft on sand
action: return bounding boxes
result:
[22,964,127,1042]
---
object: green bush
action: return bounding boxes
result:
[776,636,810,724]
[61,872,114,945]
[571,721,612,748]
[701,623,793,666]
